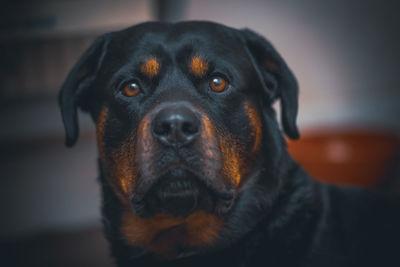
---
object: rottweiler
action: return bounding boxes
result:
[59,21,400,267]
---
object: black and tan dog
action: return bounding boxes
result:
[59,21,400,267]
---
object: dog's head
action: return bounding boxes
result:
[59,21,299,258]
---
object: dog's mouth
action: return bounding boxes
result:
[146,168,215,217]
[131,168,234,218]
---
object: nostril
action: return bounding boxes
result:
[154,122,171,136]
[182,121,198,135]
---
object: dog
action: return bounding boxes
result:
[59,21,400,267]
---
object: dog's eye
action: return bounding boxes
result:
[122,82,141,97]
[209,76,228,92]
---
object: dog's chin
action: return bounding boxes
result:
[137,168,216,218]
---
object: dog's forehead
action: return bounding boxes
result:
[111,21,244,58]
[103,21,252,92]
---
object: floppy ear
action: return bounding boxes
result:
[241,29,300,139]
[59,34,111,147]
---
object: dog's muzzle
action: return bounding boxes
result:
[131,102,235,218]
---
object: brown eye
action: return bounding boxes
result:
[122,82,141,97]
[209,76,228,92]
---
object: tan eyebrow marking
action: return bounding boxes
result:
[141,58,160,78]
[190,56,209,77]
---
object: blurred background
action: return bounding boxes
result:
[0,0,399,266]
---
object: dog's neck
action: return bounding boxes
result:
[218,156,323,260]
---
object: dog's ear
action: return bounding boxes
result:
[241,29,299,139]
[59,34,111,147]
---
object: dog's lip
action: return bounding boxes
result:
[130,165,235,209]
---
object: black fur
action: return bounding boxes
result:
[59,21,400,267]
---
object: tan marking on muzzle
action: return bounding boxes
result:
[218,103,262,187]
[190,56,209,77]
[137,114,152,148]
[244,101,262,153]
[141,58,160,78]
[218,133,245,187]
[199,113,220,161]
[96,106,136,204]
[136,114,155,181]
[109,137,136,198]
[121,210,222,258]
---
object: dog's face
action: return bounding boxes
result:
[59,21,299,258]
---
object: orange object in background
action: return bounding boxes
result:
[287,128,400,188]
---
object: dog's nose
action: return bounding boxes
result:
[152,105,200,147]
